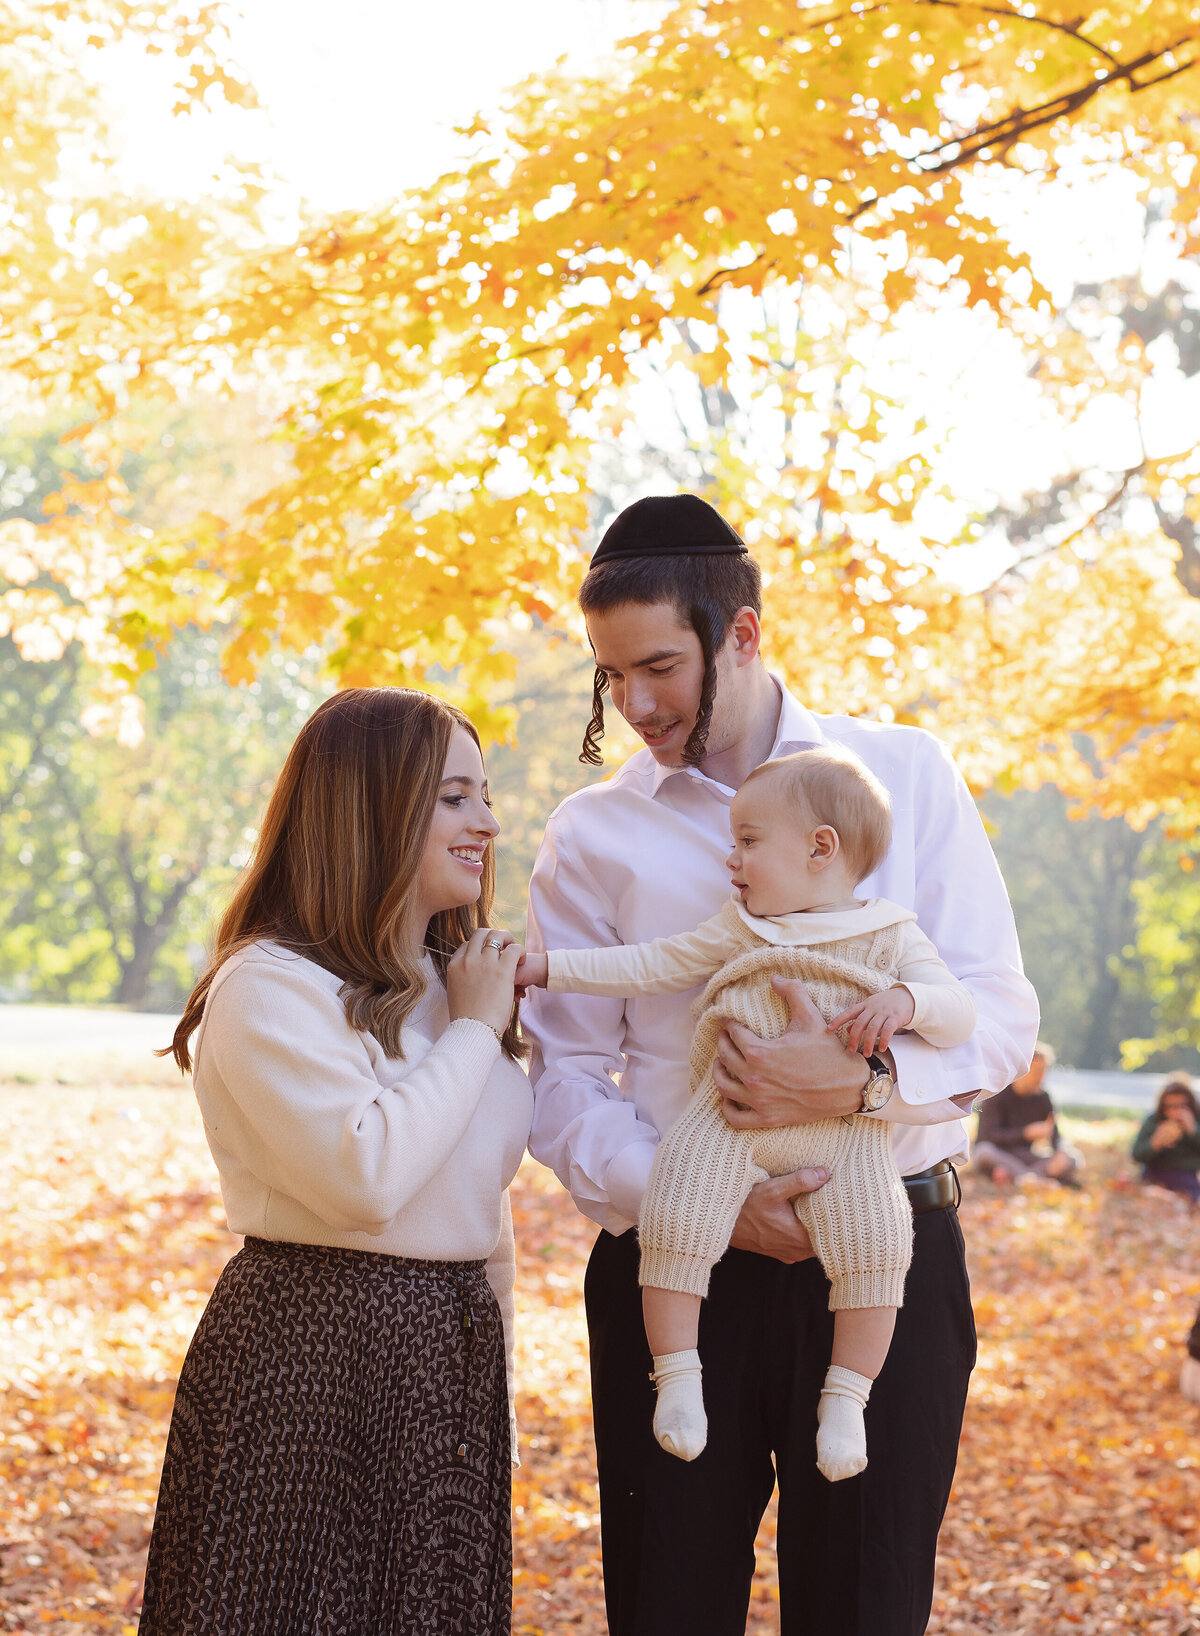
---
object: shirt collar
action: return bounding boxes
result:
[647,675,826,798]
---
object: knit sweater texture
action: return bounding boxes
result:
[549,898,976,1309]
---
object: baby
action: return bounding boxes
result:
[519,745,976,1482]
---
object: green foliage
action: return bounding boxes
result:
[0,633,329,1009]
[1122,839,1200,1067]
[985,783,1200,1070]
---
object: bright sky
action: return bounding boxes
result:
[112,0,658,209]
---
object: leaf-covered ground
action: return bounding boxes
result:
[1,1080,1197,1634]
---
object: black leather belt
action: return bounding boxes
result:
[903,1160,960,1215]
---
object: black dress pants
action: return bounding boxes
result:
[584,1206,976,1636]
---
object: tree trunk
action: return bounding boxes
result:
[114,872,197,1008]
[1079,822,1150,1066]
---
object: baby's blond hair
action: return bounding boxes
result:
[741,746,892,883]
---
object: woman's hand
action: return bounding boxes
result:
[1152,1117,1185,1150]
[447,927,522,1035]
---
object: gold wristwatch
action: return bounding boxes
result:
[859,1054,894,1113]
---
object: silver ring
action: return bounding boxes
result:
[484,936,504,951]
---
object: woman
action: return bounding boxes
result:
[1132,1074,1200,1204]
[140,688,532,1636]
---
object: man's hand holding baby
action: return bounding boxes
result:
[716,978,867,1130]
[827,984,915,1057]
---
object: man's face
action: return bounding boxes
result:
[585,602,710,767]
[1012,1054,1047,1095]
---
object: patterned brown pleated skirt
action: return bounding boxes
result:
[139,1237,511,1636]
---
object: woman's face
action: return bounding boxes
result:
[415,727,500,924]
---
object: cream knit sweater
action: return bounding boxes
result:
[548,897,976,1309]
[193,941,534,1389]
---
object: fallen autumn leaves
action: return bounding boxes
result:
[1,1083,1197,1634]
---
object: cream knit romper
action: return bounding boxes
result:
[637,924,914,1312]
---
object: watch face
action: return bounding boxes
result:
[864,1072,893,1111]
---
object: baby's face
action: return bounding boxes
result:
[726,782,830,917]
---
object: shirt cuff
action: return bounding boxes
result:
[879,1034,975,1128]
[889,1032,987,1107]
[603,1139,659,1226]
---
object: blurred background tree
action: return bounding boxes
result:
[0,631,323,1007]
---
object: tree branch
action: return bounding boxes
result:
[49,771,124,954]
[910,43,1198,175]
[798,2,1124,70]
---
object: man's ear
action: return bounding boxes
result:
[810,824,840,869]
[727,606,762,668]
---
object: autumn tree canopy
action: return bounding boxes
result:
[4,0,1200,817]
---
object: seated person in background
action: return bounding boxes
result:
[1181,1302,1200,1405]
[1132,1075,1200,1204]
[971,1042,1082,1187]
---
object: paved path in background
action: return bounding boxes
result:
[0,1005,1169,1109]
[2,1004,179,1054]
[1046,1067,1163,1111]
[1,1004,180,1080]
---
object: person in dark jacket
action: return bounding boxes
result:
[1182,1301,1200,1404]
[1132,1075,1200,1205]
[971,1043,1082,1187]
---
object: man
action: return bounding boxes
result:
[971,1043,1082,1187]
[524,493,1038,1636]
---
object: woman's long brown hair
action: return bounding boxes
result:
[163,687,523,1071]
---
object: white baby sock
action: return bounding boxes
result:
[651,1349,707,1462]
[816,1364,873,1482]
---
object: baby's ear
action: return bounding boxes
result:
[809,824,840,866]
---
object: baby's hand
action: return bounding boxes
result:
[825,986,915,1056]
[514,950,549,990]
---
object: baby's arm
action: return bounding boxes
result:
[827,923,977,1054]
[516,907,738,997]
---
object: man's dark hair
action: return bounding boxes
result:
[578,551,763,766]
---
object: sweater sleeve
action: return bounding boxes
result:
[197,954,502,1236]
[1132,1115,1160,1164]
[893,922,978,1049]
[546,907,739,997]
